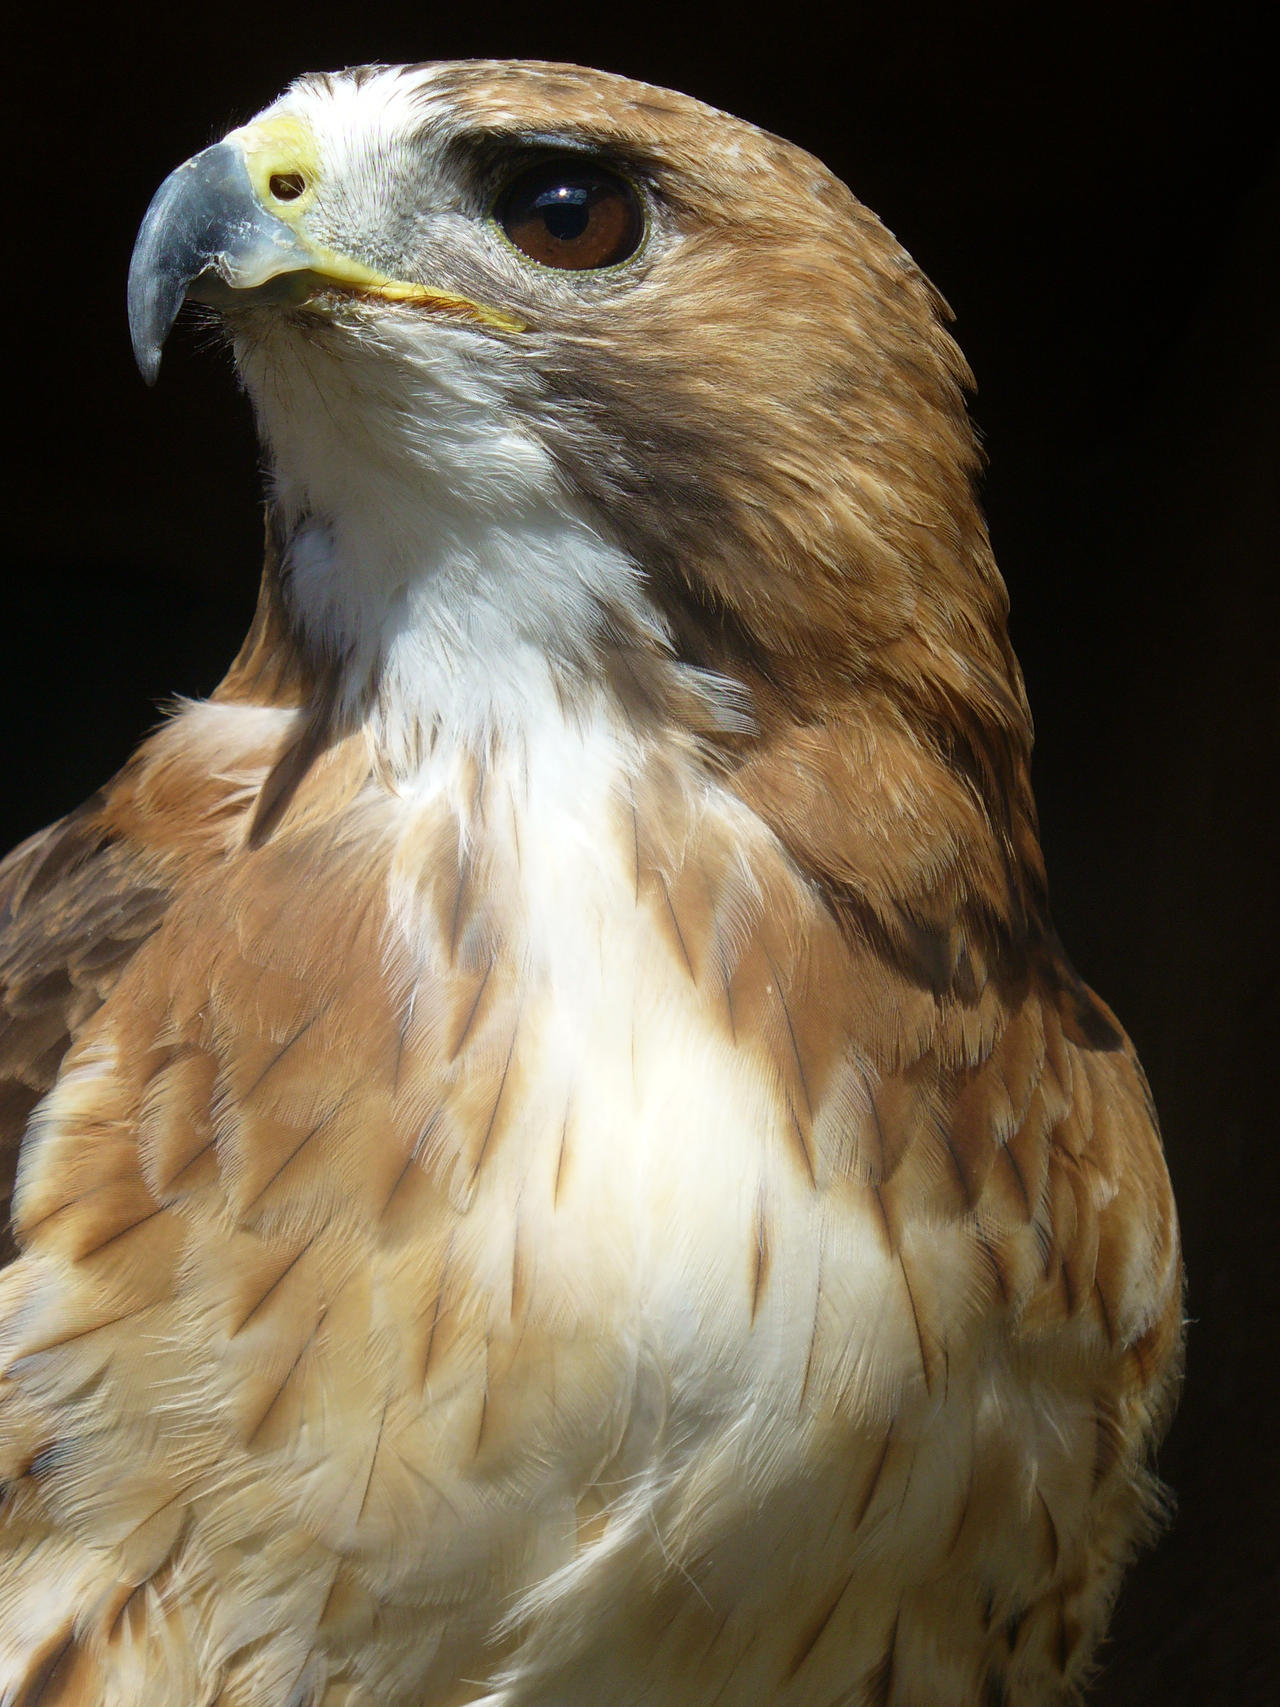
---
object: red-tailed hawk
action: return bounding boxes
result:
[0,60,1182,1707]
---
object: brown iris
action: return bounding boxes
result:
[496,161,643,270]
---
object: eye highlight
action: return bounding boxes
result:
[496,160,643,271]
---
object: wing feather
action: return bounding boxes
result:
[0,789,169,1260]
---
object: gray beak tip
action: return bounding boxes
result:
[126,141,272,389]
[127,170,195,385]
[127,261,175,385]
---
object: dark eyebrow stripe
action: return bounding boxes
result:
[428,123,661,182]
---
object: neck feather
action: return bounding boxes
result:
[231,314,690,773]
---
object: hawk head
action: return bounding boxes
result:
[129,59,1046,997]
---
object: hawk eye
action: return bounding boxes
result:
[496,160,643,271]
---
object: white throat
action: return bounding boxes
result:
[234,313,665,774]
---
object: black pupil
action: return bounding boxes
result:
[536,186,592,242]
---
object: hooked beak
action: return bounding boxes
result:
[127,116,523,384]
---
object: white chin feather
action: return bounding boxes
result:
[235,310,668,769]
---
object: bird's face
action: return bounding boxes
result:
[131,60,841,367]
[132,66,675,514]
[130,60,1017,759]
[132,61,866,490]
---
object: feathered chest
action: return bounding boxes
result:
[0,698,1182,1707]
[9,702,852,1484]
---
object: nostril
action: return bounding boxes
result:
[269,171,307,202]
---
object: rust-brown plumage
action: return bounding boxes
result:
[0,60,1181,1706]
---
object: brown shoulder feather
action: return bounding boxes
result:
[0,790,170,1260]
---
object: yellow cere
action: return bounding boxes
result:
[228,115,525,335]
[231,115,323,218]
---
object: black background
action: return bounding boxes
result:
[6,3,1277,1700]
